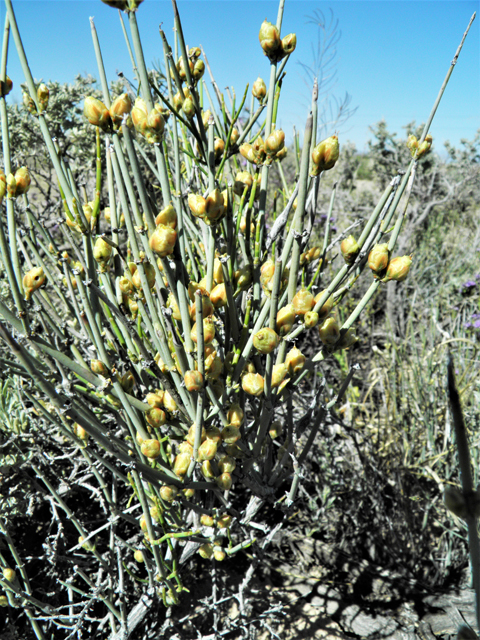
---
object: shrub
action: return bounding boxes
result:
[0,0,476,637]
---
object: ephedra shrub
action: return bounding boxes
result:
[0,0,475,637]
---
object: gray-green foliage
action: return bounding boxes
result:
[7,75,100,206]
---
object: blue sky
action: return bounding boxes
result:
[2,0,479,154]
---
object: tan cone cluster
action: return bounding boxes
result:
[311,135,340,176]
[240,128,286,167]
[259,20,296,63]
[407,133,433,158]
[2,166,31,200]
[367,243,413,283]
[188,188,230,226]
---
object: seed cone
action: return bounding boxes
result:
[141,439,161,459]
[407,134,418,156]
[201,514,214,527]
[276,304,296,336]
[227,404,244,427]
[265,129,285,158]
[23,91,36,114]
[318,317,340,346]
[184,370,204,392]
[93,237,113,268]
[213,547,226,561]
[253,328,280,354]
[417,134,433,158]
[216,472,233,491]
[3,568,16,582]
[335,328,357,350]
[23,267,46,300]
[281,33,297,55]
[304,311,319,329]
[6,173,16,197]
[146,407,167,428]
[160,485,178,502]
[221,425,241,444]
[368,243,390,278]
[191,317,215,344]
[14,166,31,196]
[84,96,111,130]
[0,172,6,203]
[252,77,267,101]
[37,83,49,112]
[341,235,360,264]
[239,143,258,165]
[271,363,288,388]
[269,420,283,439]
[381,255,412,283]
[193,58,205,80]
[311,135,340,176]
[197,439,217,462]
[234,172,254,196]
[134,550,144,563]
[132,97,148,133]
[188,193,207,218]
[109,93,132,126]
[285,347,306,376]
[91,359,109,377]
[198,543,214,559]
[173,452,191,477]
[292,288,314,316]
[155,204,177,229]
[259,19,281,59]
[1,76,13,97]
[149,224,177,257]
[210,283,227,308]
[242,372,265,396]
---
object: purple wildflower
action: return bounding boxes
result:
[460,280,477,294]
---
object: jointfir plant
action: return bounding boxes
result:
[0,0,476,637]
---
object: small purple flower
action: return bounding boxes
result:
[464,322,473,329]
[460,280,477,294]
[319,214,335,223]
[474,319,480,330]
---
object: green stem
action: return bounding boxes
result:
[286,112,313,303]
[0,519,46,639]
[447,357,480,631]
[190,290,205,475]
[5,0,74,208]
